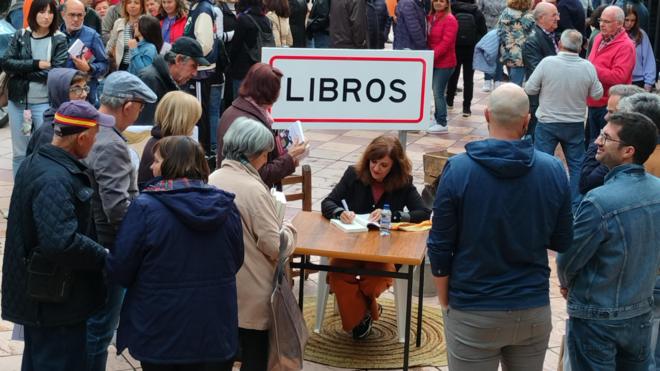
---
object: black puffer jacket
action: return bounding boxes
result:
[1,144,108,327]
[0,29,68,105]
[228,7,273,80]
[136,55,180,125]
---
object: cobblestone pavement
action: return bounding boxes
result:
[0,73,569,370]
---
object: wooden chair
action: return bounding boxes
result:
[282,165,313,280]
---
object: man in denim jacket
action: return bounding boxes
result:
[558,111,660,371]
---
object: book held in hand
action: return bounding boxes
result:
[330,214,380,233]
[279,120,310,160]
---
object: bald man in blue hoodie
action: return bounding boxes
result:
[427,83,574,371]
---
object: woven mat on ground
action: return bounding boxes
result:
[302,297,447,369]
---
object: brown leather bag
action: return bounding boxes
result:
[0,71,9,107]
[268,232,308,371]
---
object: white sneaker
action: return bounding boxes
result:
[427,124,449,134]
[481,80,493,92]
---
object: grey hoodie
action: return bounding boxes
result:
[26,68,78,156]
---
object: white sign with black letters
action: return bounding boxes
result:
[262,48,434,130]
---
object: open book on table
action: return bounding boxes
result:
[330,214,380,233]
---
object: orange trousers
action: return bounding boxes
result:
[328,258,395,332]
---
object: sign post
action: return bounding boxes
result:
[263,48,434,147]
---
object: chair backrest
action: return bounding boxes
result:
[281,164,312,211]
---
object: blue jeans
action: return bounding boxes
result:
[567,311,653,371]
[650,283,660,371]
[534,122,585,210]
[432,67,455,126]
[8,8,23,30]
[209,83,224,150]
[86,283,125,371]
[22,322,87,371]
[484,61,504,82]
[307,32,331,48]
[8,100,49,177]
[586,106,607,148]
[507,66,525,86]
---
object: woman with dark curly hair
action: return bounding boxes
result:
[321,135,431,340]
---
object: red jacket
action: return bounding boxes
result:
[161,16,188,44]
[427,12,458,69]
[587,30,636,107]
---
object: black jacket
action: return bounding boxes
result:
[306,0,330,35]
[321,166,431,222]
[136,55,179,125]
[579,142,609,194]
[1,144,107,327]
[288,0,307,47]
[0,29,69,105]
[522,24,557,79]
[228,8,272,80]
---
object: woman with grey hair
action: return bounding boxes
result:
[208,117,297,371]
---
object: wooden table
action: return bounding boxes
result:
[290,211,429,371]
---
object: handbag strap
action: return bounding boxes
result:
[272,230,289,287]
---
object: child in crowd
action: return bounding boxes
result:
[94,0,110,17]
[128,15,164,75]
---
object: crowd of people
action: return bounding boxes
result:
[0,0,658,370]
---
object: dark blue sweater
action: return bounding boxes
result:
[427,139,573,310]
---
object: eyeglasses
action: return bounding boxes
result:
[598,129,627,145]
[66,12,85,19]
[69,85,90,95]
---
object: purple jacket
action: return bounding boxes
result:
[393,0,427,50]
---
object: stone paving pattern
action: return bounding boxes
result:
[0,74,569,370]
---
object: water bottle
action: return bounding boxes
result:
[380,204,391,236]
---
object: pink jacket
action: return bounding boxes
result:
[587,30,636,107]
[427,12,458,69]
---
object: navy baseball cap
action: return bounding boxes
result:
[170,36,210,66]
[54,100,115,136]
[102,71,158,103]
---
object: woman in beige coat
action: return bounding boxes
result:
[107,0,145,70]
[265,0,293,47]
[209,117,297,371]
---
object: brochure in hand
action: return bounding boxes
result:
[330,214,380,233]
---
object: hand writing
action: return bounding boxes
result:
[340,211,356,224]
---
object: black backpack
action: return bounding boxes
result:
[455,12,477,47]
[244,14,276,64]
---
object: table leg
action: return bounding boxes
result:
[417,257,425,347]
[298,255,306,311]
[403,264,414,371]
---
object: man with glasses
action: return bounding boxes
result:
[585,5,635,147]
[83,71,156,371]
[60,0,108,107]
[27,68,91,155]
[558,111,660,371]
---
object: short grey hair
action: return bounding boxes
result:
[61,0,84,13]
[604,5,624,23]
[99,94,130,109]
[609,84,645,99]
[533,2,555,22]
[618,93,660,131]
[560,29,582,53]
[164,51,192,65]
[222,117,275,162]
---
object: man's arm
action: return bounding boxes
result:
[548,162,573,253]
[89,141,134,229]
[556,197,605,288]
[522,32,544,78]
[194,12,215,56]
[33,181,107,271]
[88,32,109,78]
[524,59,544,95]
[427,161,459,308]
[588,65,604,99]
[349,0,368,48]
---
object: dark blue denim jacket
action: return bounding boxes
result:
[558,163,660,320]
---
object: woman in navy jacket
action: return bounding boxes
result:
[106,136,244,371]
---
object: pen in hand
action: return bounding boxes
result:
[340,199,356,224]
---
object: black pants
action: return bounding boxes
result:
[238,328,269,371]
[142,360,234,371]
[22,322,87,371]
[446,46,475,112]
[186,73,221,156]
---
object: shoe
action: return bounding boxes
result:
[456,87,463,93]
[481,80,493,92]
[352,314,373,340]
[427,123,449,134]
[447,104,454,110]
[462,110,471,117]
